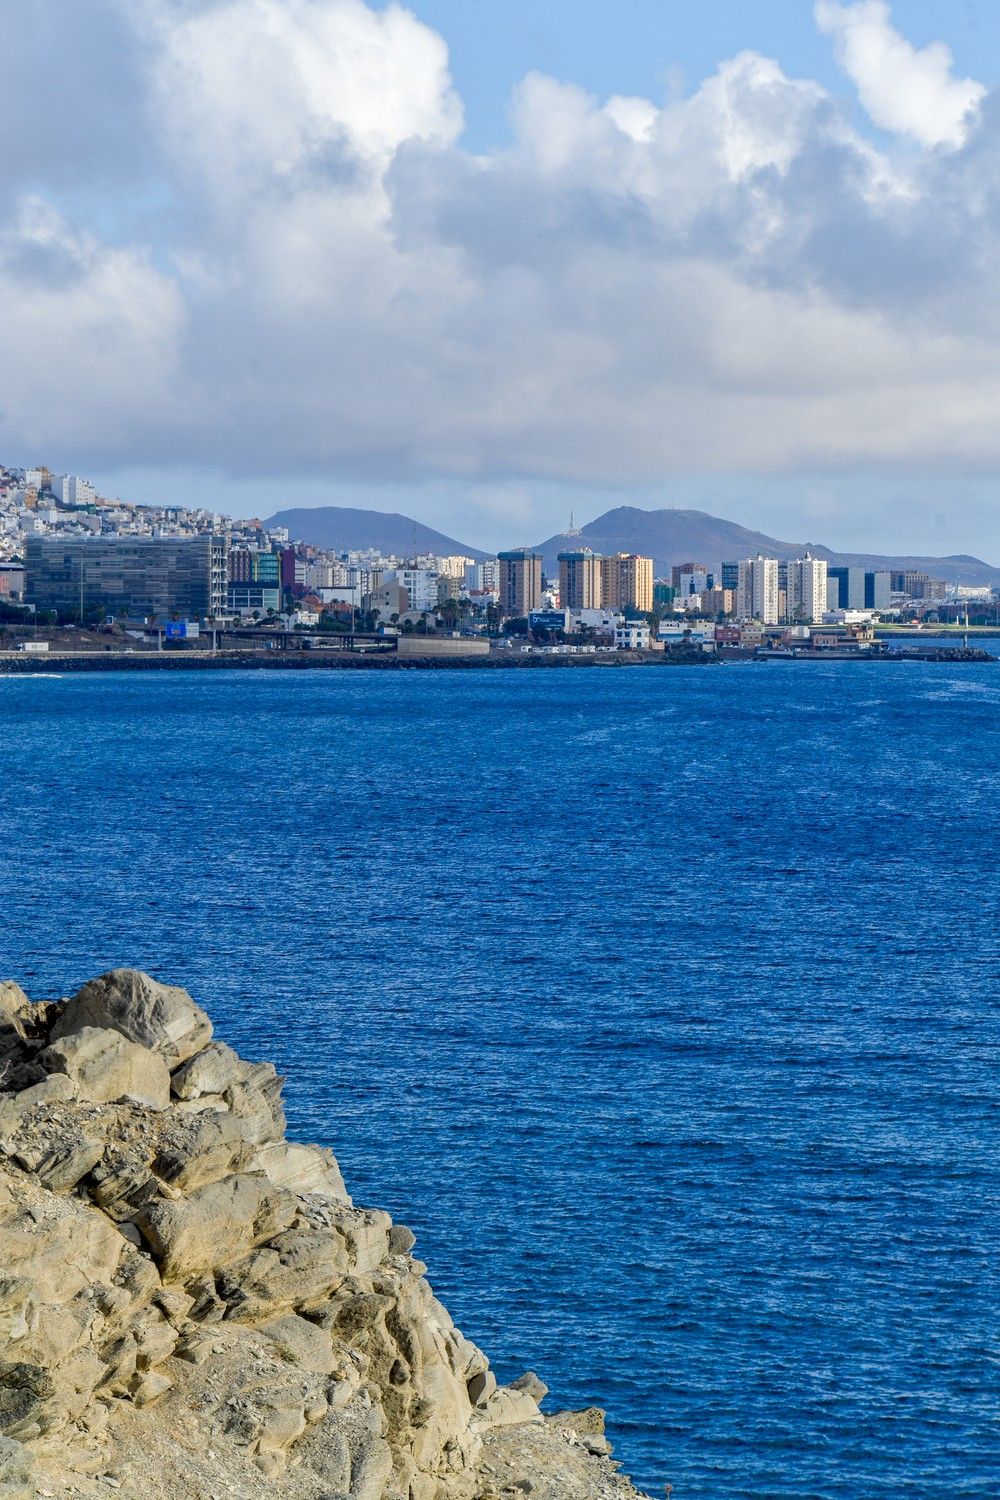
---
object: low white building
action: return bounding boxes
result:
[570,608,623,634]
[614,620,651,649]
[673,592,702,613]
[659,623,716,646]
[823,609,875,625]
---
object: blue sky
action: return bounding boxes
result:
[413,0,996,148]
[5,0,1000,558]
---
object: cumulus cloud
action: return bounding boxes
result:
[815,0,985,147]
[1,0,1000,509]
[0,200,184,451]
[138,0,463,203]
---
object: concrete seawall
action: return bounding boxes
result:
[0,649,714,674]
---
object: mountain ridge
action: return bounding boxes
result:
[532,506,1000,587]
[264,506,491,560]
[265,502,1000,588]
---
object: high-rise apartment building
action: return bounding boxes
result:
[737,555,780,623]
[26,535,227,619]
[602,553,653,612]
[498,550,543,617]
[786,554,828,624]
[558,550,603,609]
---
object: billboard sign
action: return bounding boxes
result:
[529,610,567,632]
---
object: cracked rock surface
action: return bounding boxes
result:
[0,971,651,1500]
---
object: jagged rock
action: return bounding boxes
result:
[388,1222,416,1254]
[152,1111,252,1194]
[511,1371,549,1403]
[468,1368,497,1405]
[169,1041,238,1099]
[258,1314,337,1374]
[136,1174,281,1282]
[12,1126,104,1195]
[252,1139,350,1202]
[476,1387,543,1428]
[218,1226,350,1319]
[52,970,212,1067]
[0,985,29,1030]
[40,1027,171,1110]
[128,1369,173,1408]
[0,971,650,1500]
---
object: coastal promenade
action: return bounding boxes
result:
[0,644,992,672]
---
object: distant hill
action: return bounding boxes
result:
[534,506,1000,587]
[267,502,1000,586]
[265,506,490,560]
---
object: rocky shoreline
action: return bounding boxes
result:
[0,648,712,673]
[0,971,652,1499]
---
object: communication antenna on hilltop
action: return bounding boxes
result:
[564,508,581,538]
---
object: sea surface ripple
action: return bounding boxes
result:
[1,662,998,1498]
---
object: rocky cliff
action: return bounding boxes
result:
[0,971,649,1500]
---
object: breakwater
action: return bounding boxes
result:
[0,648,715,674]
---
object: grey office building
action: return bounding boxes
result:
[25,535,227,620]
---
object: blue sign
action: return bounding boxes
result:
[164,621,187,638]
[529,610,567,631]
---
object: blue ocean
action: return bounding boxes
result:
[1,663,998,1499]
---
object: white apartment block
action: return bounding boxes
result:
[786,555,828,624]
[390,567,439,612]
[737,556,779,624]
[50,475,96,507]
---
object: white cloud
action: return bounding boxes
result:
[0,199,184,452]
[604,96,658,144]
[135,0,463,207]
[815,0,984,148]
[2,0,1000,521]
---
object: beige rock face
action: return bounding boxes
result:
[0,971,651,1500]
[41,1028,171,1110]
[52,970,213,1066]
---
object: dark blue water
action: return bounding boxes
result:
[1,664,998,1498]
